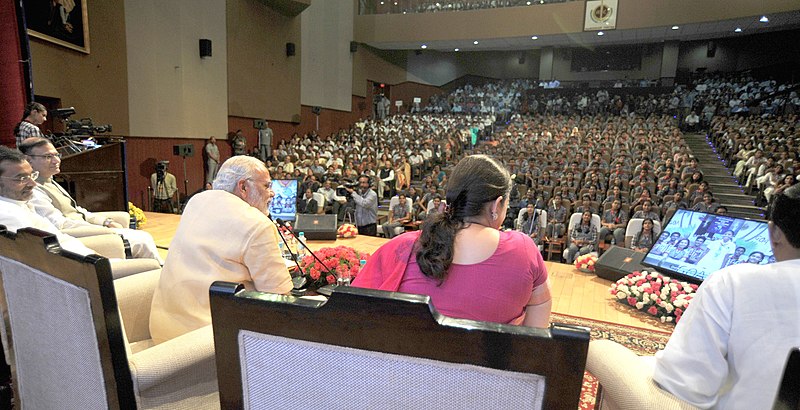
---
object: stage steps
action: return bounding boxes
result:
[683,133,765,220]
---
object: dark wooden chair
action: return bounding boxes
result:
[773,347,800,410]
[210,283,591,410]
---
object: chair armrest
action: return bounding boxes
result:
[128,326,217,395]
[108,259,161,280]
[586,340,699,410]
[63,226,113,238]
[78,234,125,259]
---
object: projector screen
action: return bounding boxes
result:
[642,209,774,284]
[269,179,298,222]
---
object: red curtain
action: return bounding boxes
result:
[0,0,27,147]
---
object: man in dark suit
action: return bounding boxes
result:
[299,188,318,214]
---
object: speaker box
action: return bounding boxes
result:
[293,214,337,241]
[350,41,358,53]
[173,144,194,157]
[595,246,647,282]
[199,39,212,58]
[286,42,296,56]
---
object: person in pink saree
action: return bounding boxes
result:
[353,155,551,327]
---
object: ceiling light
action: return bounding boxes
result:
[531,36,539,40]
[734,27,742,33]
[540,0,544,3]
[473,40,479,45]
[597,31,604,36]
[759,16,769,23]
[526,1,531,4]
[394,1,398,4]
[671,25,679,30]
[454,48,460,52]
[421,44,427,49]
[380,1,384,4]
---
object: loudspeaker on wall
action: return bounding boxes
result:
[286,42,296,56]
[199,39,212,59]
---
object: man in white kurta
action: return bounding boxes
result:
[150,156,293,344]
[652,184,800,409]
[19,138,163,264]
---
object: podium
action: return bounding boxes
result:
[56,142,128,212]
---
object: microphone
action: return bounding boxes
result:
[274,218,339,291]
[269,217,307,289]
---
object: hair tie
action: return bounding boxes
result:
[443,203,454,219]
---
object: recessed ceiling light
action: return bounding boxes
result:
[394,1,398,4]
[380,1,384,4]
[531,36,539,40]
[734,27,743,33]
[473,40,479,45]
[597,31,604,36]
[539,0,544,3]
[454,48,460,52]
[526,1,531,4]
[421,44,427,49]
[759,15,769,23]
[671,25,679,30]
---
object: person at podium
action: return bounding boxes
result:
[353,155,552,328]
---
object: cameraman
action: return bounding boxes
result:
[150,161,178,213]
[345,175,378,236]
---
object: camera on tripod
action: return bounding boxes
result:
[65,118,112,136]
[155,161,169,182]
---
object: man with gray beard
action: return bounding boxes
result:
[149,156,292,344]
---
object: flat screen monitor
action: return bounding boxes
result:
[269,179,298,222]
[642,209,774,284]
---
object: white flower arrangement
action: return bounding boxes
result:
[609,270,699,323]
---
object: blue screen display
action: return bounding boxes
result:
[268,179,298,221]
[642,209,774,283]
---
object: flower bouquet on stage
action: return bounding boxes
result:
[574,253,597,273]
[609,270,698,323]
[299,246,369,288]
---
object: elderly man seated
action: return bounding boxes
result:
[19,137,163,264]
[149,155,293,344]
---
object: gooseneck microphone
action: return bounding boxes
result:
[269,217,307,289]
[274,218,339,289]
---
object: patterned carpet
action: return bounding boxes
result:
[551,313,673,410]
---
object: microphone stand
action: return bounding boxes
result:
[269,218,307,290]
[274,218,340,296]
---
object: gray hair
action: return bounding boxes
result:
[212,156,267,193]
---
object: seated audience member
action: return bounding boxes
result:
[652,184,800,408]
[714,205,728,215]
[630,218,656,253]
[0,146,94,256]
[598,199,626,249]
[692,192,719,213]
[632,200,659,220]
[566,211,597,264]
[317,179,347,220]
[20,138,163,264]
[426,195,446,218]
[545,194,568,239]
[299,188,318,214]
[518,203,544,251]
[150,156,293,344]
[353,155,551,328]
[382,191,411,239]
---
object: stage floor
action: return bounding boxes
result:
[141,211,673,333]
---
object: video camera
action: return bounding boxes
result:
[336,179,358,197]
[155,161,169,182]
[65,118,112,136]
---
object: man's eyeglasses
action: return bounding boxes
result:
[29,153,62,161]
[0,171,39,183]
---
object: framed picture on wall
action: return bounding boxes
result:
[23,0,90,54]
[584,0,618,32]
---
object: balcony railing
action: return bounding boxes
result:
[359,0,573,15]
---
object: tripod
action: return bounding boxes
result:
[152,174,173,213]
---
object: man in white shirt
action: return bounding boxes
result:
[19,138,163,264]
[149,156,293,344]
[0,146,94,256]
[652,184,800,408]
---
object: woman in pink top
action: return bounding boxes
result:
[353,155,552,327]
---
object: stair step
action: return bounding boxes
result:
[727,210,766,220]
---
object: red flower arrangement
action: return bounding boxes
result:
[299,246,370,288]
[609,270,698,324]
[574,254,597,273]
